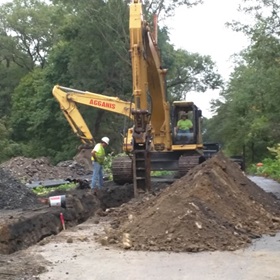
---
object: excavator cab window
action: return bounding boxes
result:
[172,104,196,145]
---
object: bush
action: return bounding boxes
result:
[248,143,280,181]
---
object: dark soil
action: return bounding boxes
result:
[100,152,280,252]
[0,156,91,210]
[0,156,90,183]
[0,168,43,210]
[0,155,162,211]
[0,156,135,256]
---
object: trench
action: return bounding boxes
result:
[0,184,135,255]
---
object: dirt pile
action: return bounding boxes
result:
[0,156,90,183]
[0,167,44,210]
[0,156,89,210]
[102,152,280,252]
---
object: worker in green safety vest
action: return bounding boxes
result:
[91,136,110,194]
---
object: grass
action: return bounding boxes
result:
[32,183,77,196]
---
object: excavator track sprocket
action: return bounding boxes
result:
[112,155,133,185]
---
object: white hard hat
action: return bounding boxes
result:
[101,136,110,145]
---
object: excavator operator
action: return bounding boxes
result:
[176,113,193,142]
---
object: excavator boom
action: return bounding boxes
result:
[128,0,175,193]
[52,85,135,169]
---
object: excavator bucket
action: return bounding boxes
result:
[73,147,93,171]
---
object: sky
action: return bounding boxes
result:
[164,0,251,118]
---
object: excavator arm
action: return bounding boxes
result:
[52,85,135,170]
[130,1,171,150]
[128,0,172,192]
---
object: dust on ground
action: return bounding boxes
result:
[98,152,280,252]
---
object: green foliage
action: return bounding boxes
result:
[0,117,23,162]
[0,0,66,69]
[247,143,280,181]
[9,68,79,162]
[248,158,280,180]
[206,34,280,164]
[267,143,280,160]
[205,0,280,165]
[32,183,76,196]
[103,154,113,180]
[151,170,176,176]
[0,62,28,118]
[166,50,223,101]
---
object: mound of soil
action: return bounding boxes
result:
[0,168,42,210]
[101,152,280,252]
[0,156,90,183]
[0,156,90,210]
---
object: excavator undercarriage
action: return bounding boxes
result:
[111,150,205,185]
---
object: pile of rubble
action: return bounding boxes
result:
[0,156,90,183]
[0,168,42,210]
[0,156,90,210]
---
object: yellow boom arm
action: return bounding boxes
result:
[129,0,171,151]
[52,85,135,145]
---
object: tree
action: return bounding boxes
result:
[0,58,28,118]
[0,0,65,70]
[0,0,67,119]
[208,41,280,162]
[203,0,280,164]
[10,68,79,163]
[166,49,223,101]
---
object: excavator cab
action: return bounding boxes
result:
[171,101,202,146]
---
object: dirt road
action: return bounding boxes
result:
[31,176,280,280]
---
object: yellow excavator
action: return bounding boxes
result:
[53,0,205,195]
